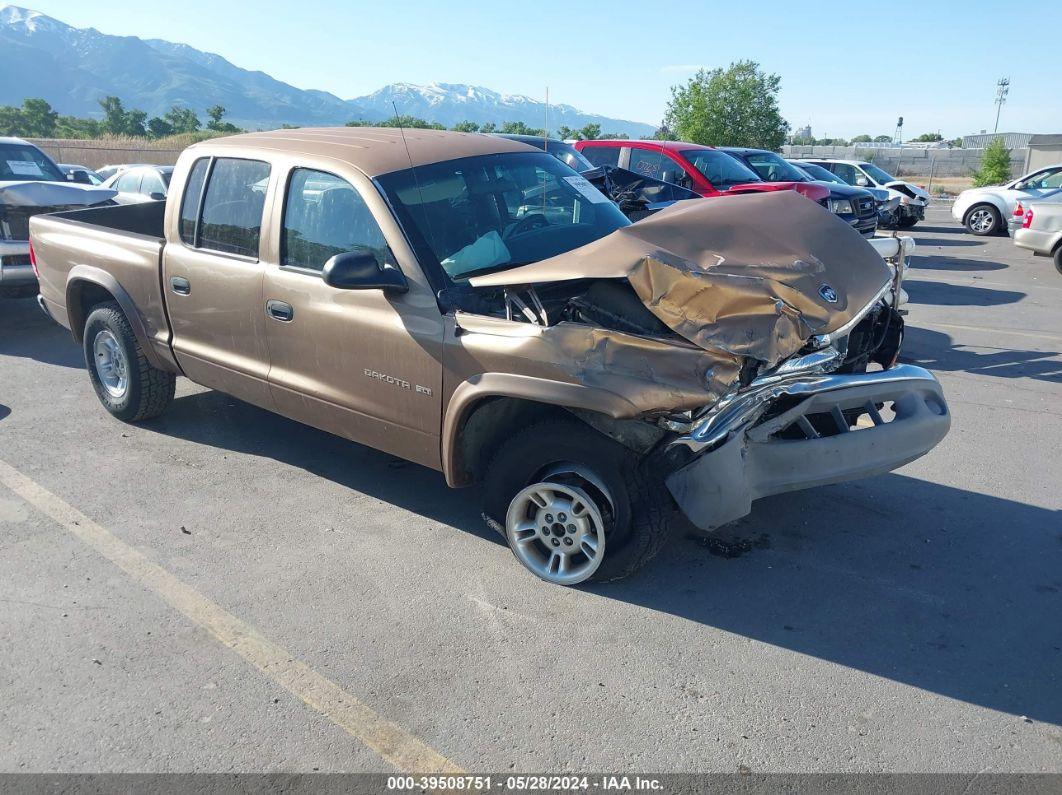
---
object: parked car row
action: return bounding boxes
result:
[27,127,950,585]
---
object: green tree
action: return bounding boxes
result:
[55,115,101,138]
[345,119,373,127]
[451,120,480,132]
[600,132,628,140]
[0,105,24,135]
[556,125,575,140]
[873,134,892,142]
[664,60,789,149]
[206,104,240,133]
[652,124,677,141]
[479,122,496,134]
[20,98,58,137]
[914,132,943,142]
[147,116,174,138]
[164,106,201,134]
[973,137,1012,187]
[851,134,873,143]
[577,123,601,141]
[377,115,443,129]
[98,96,129,135]
[125,108,148,137]
[499,120,545,136]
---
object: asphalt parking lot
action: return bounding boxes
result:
[1,204,1060,774]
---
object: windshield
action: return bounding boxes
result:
[546,141,595,172]
[738,151,807,183]
[793,162,846,185]
[0,143,65,182]
[377,151,631,281]
[862,163,897,184]
[679,149,760,189]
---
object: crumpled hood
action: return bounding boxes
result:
[470,191,891,368]
[0,180,117,207]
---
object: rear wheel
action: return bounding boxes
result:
[83,302,175,422]
[964,204,1000,235]
[482,419,673,585]
[1054,245,1062,277]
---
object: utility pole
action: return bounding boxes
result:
[993,77,1010,134]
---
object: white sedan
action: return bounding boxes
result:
[953,163,1062,235]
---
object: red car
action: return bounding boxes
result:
[575,139,830,203]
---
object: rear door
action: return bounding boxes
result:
[162,156,275,408]
[260,164,444,469]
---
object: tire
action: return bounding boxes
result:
[964,204,1000,235]
[896,215,919,229]
[83,301,175,422]
[482,419,673,585]
[1054,245,1062,277]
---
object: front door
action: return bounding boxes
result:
[261,166,444,469]
[163,155,275,408]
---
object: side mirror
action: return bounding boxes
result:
[855,176,870,187]
[322,249,408,293]
[149,192,166,201]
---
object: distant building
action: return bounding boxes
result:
[962,132,1034,149]
[1025,134,1062,172]
[793,124,812,141]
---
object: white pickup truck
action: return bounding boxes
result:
[0,136,116,298]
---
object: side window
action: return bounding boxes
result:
[580,146,621,168]
[629,149,687,184]
[197,158,271,258]
[831,163,859,184]
[1043,170,1062,189]
[179,158,210,245]
[281,168,389,272]
[115,170,142,193]
[141,170,166,197]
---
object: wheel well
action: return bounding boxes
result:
[453,396,668,487]
[68,281,118,343]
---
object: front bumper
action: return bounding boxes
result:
[666,364,950,531]
[0,239,36,288]
[899,202,926,221]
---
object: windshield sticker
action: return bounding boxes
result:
[7,160,45,177]
[563,175,610,205]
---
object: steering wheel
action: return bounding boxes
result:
[504,213,549,240]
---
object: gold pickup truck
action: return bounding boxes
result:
[30,128,950,585]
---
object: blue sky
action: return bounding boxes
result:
[21,0,1062,138]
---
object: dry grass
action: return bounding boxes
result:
[902,175,974,197]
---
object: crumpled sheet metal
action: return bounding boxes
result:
[451,312,739,414]
[0,180,117,207]
[470,191,892,369]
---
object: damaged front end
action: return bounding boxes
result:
[445,191,948,527]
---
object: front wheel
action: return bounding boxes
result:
[83,302,175,422]
[964,204,1000,235]
[1054,246,1062,277]
[482,419,673,585]
[896,214,920,229]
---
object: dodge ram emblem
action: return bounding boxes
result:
[819,284,839,303]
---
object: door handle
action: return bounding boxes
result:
[170,276,191,295]
[266,299,294,322]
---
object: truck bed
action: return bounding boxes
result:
[31,201,174,368]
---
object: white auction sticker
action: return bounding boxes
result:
[7,160,44,177]
[563,174,610,204]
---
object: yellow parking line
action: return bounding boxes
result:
[0,458,463,775]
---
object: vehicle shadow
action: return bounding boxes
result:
[903,279,1024,307]
[909,256,1007,272]
[594,473,1062,726]
[902,326,1061,383]
[909,225,967,235]
[0,296,83,369]
[143,381,1062,726]
[144,389,497,544]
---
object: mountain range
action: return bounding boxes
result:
[0,6,655,137]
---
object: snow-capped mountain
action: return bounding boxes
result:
[0,6,655,136]
[355,83,653,137]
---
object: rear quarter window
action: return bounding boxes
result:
[580,146,622,168]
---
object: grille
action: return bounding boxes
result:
[0,254,31,267]
[856,196,876,217]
